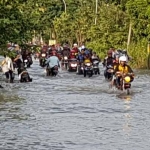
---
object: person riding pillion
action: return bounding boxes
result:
[102,50,115,67]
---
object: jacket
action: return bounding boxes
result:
[1,56,14,73]
[114,64,133,74]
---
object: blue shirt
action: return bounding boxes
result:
[45,56,60,68]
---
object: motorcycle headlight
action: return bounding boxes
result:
[24,60,28,63]
[71,64,77,67]
[64,56,68,60]
[41,53,46,57]
[86,63,91,66]
[124,76,131,82]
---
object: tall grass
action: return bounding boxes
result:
[128,41,148,69]
[87,40,149,69]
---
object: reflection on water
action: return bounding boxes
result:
[123,99,132,136]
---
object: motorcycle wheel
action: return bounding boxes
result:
[84,70,86,77]
[88,71,93,78]
[46,68,50,76]
[89,71,93,78]
[127,88,130,95]
[65,63,68,70]
[94,69,97,75]
[68,67,72,72]
[98,69,100,75]
[27,63,31,68]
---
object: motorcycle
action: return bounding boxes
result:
[24,56,33,68]
[40,53,47,67]
[68,58,78,71]
[19,70,32,83]
[92,60,100,75]
[63,56,69,70]
[34,52,40,60]
[46,65,58,77]
[84,62,93,77]
[18,63,32,83]
[114,72,134,95]
[104,65,114,80]
[77,62,84,75]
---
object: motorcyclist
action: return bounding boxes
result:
[69,48,77,59]
[61,44,70,57]
[122,49,132,63]
[84,48,91,56]
[91,52,100,75]
[103,50,115,78]
[22,49,33,67]
[111,56,134,88]
[79,43,85,52]
[13,54,23,71]
[77,51,84,61]
[83,53,92,64]
[110,47,118,59]
[102,50,115,67]
[113,55,119,70]
[76,50,85,73]
[45,51,60,74]
[17,60,32,82]
[83,53,93,77]
[72,43,79,54]
[91,52,101,62]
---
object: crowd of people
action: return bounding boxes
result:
[0,42,134,91]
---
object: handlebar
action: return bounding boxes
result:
[115,72,134,77]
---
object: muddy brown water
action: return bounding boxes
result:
[0,56,150,150]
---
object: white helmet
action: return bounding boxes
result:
[73,43,78,47]
[119,56,127,62]
[81,45,85,49]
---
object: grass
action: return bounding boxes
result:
[128,41,148,69]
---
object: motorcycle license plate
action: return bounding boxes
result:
[93,66,98,68]
[85,67,91,70]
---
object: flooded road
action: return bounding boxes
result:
[0,57,150,150]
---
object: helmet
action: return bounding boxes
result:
[123,49,127,54]
[81,45,85,49]
[73,43,78,47]
[119,56,127,62]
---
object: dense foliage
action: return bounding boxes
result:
[0,0,150,68]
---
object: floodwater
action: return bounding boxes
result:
[0,56,150,150]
